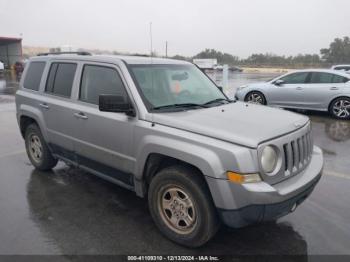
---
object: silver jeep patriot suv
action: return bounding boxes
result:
[16,52,323,247]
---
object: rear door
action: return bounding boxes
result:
[301,72,347,110]
[71,63,136,186]
[40,62,78,159]
[267,72,310,108]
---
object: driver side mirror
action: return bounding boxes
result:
[274,79,285,86]
[218,86,223,92]
[99,95,136,117]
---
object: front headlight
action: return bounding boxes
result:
[261,145,278,174]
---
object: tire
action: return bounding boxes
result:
[148,165,220,247]
[244,91,266,105]
[329,97,350,120]
[25,124,58,171]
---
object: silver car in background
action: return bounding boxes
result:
[235,69,350,119]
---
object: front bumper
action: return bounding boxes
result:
[234,89,245,101]
[205,146,323,228]
[218,173,320,228]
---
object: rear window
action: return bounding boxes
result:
[45,63,77,97]
[334,66,350,71]
[310,72,348,84]
[332,74,349,83]
[23,62,46,91]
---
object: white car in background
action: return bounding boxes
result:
[0,61,4,74]
[331,65,350,73]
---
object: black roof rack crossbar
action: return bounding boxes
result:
[37,51,92,56]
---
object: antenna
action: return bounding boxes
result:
[149,22,155,125]
[165,41,168,58]
[149,22,153,60]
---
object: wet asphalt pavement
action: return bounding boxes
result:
[0,72,349,255]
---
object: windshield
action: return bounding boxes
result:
[129,64,227,111]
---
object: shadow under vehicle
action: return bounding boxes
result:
[27,168,308,256]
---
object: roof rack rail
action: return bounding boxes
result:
[37,51,92,56]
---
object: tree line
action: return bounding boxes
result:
[171,37,350,68]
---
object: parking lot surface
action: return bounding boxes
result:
[0,73,349,255]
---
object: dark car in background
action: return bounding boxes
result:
[14,61,24,76]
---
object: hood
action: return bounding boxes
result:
[246,82,271,88]
[151,102,309,148]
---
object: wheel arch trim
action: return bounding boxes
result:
[18,104,48,141]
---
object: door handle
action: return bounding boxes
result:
[330,87,339,90]
[74,112,88,120]
[296,87,303,90]
[39,103,49,109]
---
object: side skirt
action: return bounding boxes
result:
[50,144,135,192]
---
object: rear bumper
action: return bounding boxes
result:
[218,173,320,228]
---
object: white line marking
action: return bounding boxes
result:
[323,171,350,180]
[0,149,26,159]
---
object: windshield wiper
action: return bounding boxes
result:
[152,103,207,111]
[202,98,232,106]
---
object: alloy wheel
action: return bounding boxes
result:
[246,92,264,104]
[332,99,350,119]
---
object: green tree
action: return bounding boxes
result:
[242,53,322,68]
[171,55,190,61]
[320,37,350,63]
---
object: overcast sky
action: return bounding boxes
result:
[1,0,349,58]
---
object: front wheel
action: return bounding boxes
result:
[25,124,58,171]
[244,91,266,105]
[329,97,350,120]
[148,165,219,247]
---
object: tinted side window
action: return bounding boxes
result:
[45,63,77,97]
[310,72,347,84]
[23,62,46,91]
[280,72,309,84]
[80,65,128,105]
[332,74,348,83]
[309,72,333,84]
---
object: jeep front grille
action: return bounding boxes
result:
[258,121,313,185]
[282,130,313,176]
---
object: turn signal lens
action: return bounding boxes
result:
[227,171,261,184]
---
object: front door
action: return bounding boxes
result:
[267,72,310,108]
[71,63,136,185]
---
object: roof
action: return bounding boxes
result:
[289,68,350,78]
[0,36,22,42]
[30,54,190,65]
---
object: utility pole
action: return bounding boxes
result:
[165,41,168,58]
[149,22,153,57]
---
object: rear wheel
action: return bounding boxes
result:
[244,91,266,105]
[25,124,58,171]
[148,165,219,247]
[329,97,350,120]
